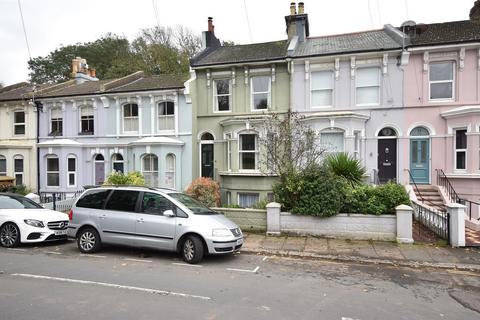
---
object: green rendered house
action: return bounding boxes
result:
[187,17,295,207]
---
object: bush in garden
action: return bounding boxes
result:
[326,152,366,186]
[0,184,31,195]
[103,171,145,186]
[341,182,410,215]
[185,177,221,207]
[276,165,349,217]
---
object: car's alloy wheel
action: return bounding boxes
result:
[0,223,20,248]
[182,235,204,264]
[77,228,101,253]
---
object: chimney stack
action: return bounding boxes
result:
[470,0,480,23]
[208,17,214,33]
[298,2,304,14]
[290,2,296,15]
[201,17,221,49]
[70,57,98,83]
[285,2,309,42]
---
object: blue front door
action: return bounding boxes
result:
[410,139,429,184]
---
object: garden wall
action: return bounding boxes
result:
[212,207,267,232]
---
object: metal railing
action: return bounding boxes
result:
[436,169,480,221]
[405,169,445,212]
[412,201,450,244]
[40,190,84,211]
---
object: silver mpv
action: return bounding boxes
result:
[67,186,243,264]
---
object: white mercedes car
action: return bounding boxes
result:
[0,193,69,248]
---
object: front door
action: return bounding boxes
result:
[95,162,105,185]
[377,139,397,183]
[201,144,214,178]
[410,139,429,184]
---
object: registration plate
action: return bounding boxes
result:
[54,230,67,236]
[236,238,243,245]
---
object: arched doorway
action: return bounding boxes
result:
[200,132,214,178]
[410,126,430,184]
[377,127,397,183]
[94,154,105,185]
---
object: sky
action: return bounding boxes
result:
[0,0,475,86]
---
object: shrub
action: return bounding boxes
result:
[326,152,366,186]
[342,182,410,215]
[103,171,145,186]
[273,165,349,217]
[185,177,221,207]
[252,199,269,210]
[0,184,31,195]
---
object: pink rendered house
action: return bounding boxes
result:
[402,3,480,222]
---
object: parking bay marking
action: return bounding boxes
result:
[172,262,202,268]
[226,266,260,273]
[79,254,106,259]
[123,258,152,263]
[12,273,211,301]
[7,248,26,252]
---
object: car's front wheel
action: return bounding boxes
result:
[0,223,20,248]
[181,235,204,264]
[77,227,101,253]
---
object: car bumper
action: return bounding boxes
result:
[205,236,244,254]
[20,224,68,244]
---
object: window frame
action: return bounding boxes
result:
[310,70,334,108]
[157,101,175,132]
[225,132,232,172]
[0,155,6,176]
[238,133,259,171]
[165,153,176,189]
[122,103,139,133]
[50,108,63,136]
[112,153,125,173]
[353,131,361,160]
[79,105,94,135]
[13,110,26,136]
[355,67,381,106]
[250,76,271,111]
[320,130,345,154]
[13,155,24,186]
[67,155,77,188]
[429,61,455,102]
[46,156,60,188]
[454,128,467,172]
[237,192,259,208]
[213,79,232,113]
[142,154,159,187]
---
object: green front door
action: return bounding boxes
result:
[410,139,429,184]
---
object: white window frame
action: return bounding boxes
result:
[454,128,467,172]
[310,70,334,108]
[429,61,455,102]
[50,108,63,136]
[226,191,232,206]
[13,155,23,186]
[79,105,94,135]
[225,132,232,172]
[355,67,381,106]
[213,79,232,112]
[122,103,139,133]
[320,130,345,154]
[0,155,6,176]
[157,101,175,132]
[238,133,259,171]
[13,110,26,136]
[353,131,361,160]
[142,154,159,187]
[165,153,176,189]
[67,155,77,188]
[112,153,125,173]
[237,192,259,208]
[250,76,271,111]
[46,156,60,188]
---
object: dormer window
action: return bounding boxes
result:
[80,106,94,135]
[123,103,139,133]
[50,108,63,136]
[214,79,231,112]
[158,101,175,131]
[429,62,454,100]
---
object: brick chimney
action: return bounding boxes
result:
[285,2,309,42]
[470,0,480,23]
[201,17,221,49]
[70,57,98,83]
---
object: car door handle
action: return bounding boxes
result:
[136,218,144,223]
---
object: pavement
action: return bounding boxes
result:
[241,233,480,272]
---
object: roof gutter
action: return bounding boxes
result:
[407,41,480,52]
[191,58,288,70]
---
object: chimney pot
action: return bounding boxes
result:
[298,2,304,14]
[290,2,296,15]
[208,17,214,33]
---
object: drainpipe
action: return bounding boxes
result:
[34,99,43,195]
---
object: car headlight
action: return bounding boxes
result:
[24,219,45,228]
[212,228,232,237]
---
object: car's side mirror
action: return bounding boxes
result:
[163,209,175,217]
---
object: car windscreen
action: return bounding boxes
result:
[0,195,43,209]
[168,193,219,215]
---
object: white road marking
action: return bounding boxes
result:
[262,256,268,261]
[123,258,152,263]
[226,266,259,273]
[12,273,211,301]
[79,254,106,259]
[7,248,26,252]
[45,251,62,255]
[342,317,361,320]
[172,262,202,268]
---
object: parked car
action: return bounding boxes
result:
[0,193,69,248]
[67,186,243,264]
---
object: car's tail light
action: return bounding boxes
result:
[68,209,73,221]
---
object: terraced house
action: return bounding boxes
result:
[188,18,290,207]
[36,59,192,197]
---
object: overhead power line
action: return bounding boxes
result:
[243,0,253,42]
[17,0,32,60]
[367,0,375,29]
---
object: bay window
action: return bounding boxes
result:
[239,133,258,170]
